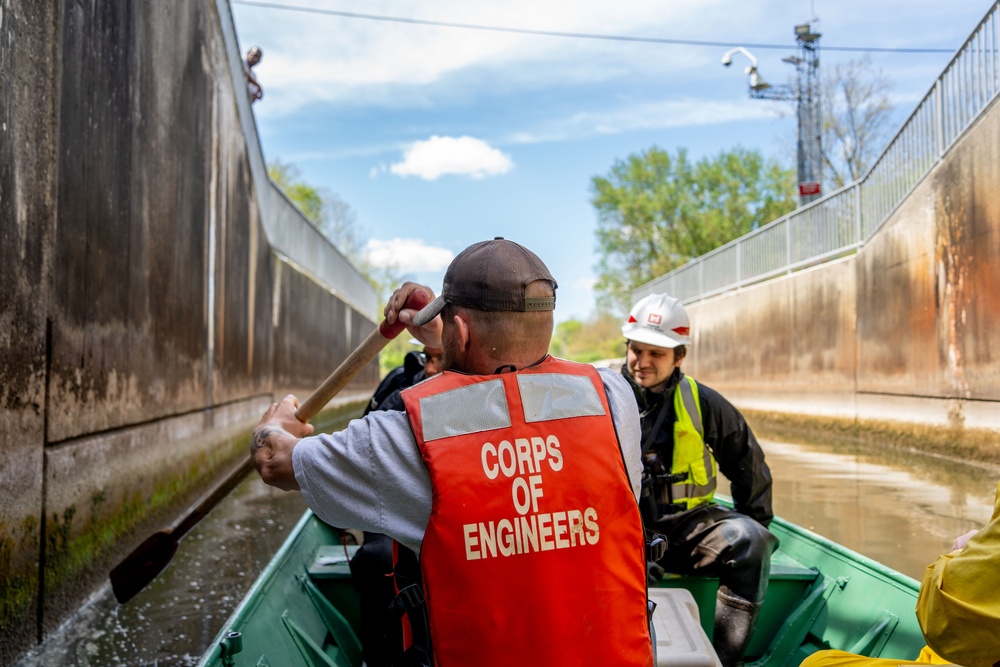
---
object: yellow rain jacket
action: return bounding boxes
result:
[917,480,1000,667]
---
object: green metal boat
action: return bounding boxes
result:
[198,503,925,667]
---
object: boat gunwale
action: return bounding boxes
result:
[196,509,318,666]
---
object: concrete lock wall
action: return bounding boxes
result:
[0,2,61,661]
[0,2,378,663]
[686,95,1000,432]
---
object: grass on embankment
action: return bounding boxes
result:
[744,409,1000,470]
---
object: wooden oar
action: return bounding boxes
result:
[109,292,428,604]
[109,457,255,604]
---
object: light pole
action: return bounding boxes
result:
[723,24,822,207]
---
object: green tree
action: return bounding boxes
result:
[268,159,404,303]
[268,160,365,256]
[591,146,795,312]
[550,314,627,364]
[378,335,421,378]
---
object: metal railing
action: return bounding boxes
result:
[218,0,379,321]
[635,1,1000,304]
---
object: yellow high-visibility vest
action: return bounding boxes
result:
[668,376,717,511]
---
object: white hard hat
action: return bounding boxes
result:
[622,293,691,348]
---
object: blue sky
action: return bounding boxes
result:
[232,0,991,323]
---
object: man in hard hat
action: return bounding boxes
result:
[253,238,654,666]
[621,292,777,667]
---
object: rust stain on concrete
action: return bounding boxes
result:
[933,159,972,413]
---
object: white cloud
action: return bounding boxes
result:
[364,238,454,272]
[236,0,977,122]
[504,98,776,145]
[389,135,513,180]
[233,1,742,114]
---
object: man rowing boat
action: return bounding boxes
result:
[251,237,655,666]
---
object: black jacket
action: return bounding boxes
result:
[621,365,774,527]
[364,351,427,416]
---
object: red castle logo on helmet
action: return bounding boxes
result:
[647,314,662,325]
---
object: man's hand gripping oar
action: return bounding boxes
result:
[252,284,439,489]
[109,288,433,604]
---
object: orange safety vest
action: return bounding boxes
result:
[401,357,653,667]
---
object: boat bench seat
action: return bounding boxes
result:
[297,544,816,666]
[769,551,822,581]
[307,545,359,579]
[301,558,727,667]
[653,550,820,652]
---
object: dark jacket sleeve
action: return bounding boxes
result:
[363,352,426,416]
[376,386,407,412]
[698,383,774,527]
[374,370,427,413]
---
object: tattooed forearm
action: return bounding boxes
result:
[251,425,287,454]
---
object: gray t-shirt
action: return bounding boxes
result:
[293,366,642,554]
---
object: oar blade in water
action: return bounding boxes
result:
[110,530,179,604]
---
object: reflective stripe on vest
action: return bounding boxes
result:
[670,376,717,510]
[402,357,653,667]
[415,372,607,443]
[417,378,511,442]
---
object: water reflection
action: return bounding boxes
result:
[761,438,998,579]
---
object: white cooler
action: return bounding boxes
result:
[649,588,722,667]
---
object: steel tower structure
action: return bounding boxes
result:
[723,24,823,207]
